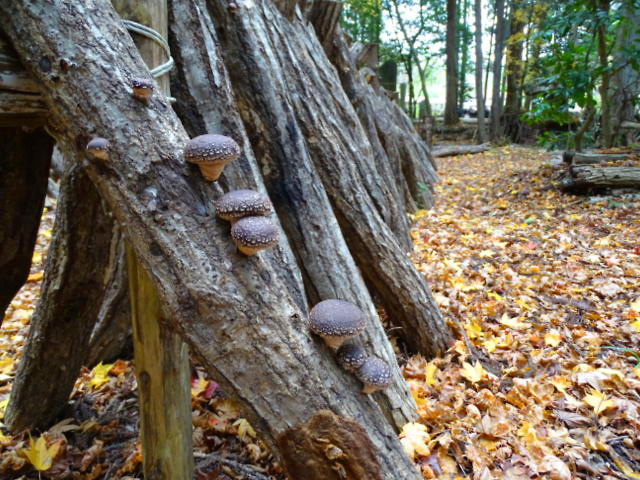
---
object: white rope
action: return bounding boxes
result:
[122,20,174,78]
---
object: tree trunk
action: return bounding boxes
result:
[5,161,118,431]
[609,0,639,146]
[432,143,489,157]
[209,0,450,357]
[457,0,470,110]
[596,0,612,148]
[0,1,446,477]
[444,0,459,125]
[0,127,52,323]
[503,0,525,141]
[490,0,505,140]
[474,0,486,143]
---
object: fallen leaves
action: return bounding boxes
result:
[22,435,61,471]
[405,146,640,479]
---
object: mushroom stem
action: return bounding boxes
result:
[361,384,380,395]
[323,336,347,351]
[236,244,263,256]
[198,162,227,182]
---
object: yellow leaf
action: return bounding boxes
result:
[478,250,495,258]
[483,337,498,353]
[631,298,640,312]
[487,291,503,301]
[635,366,640,379]
[0,398,8,420]
[550,376,572,393]
[631,319,640,333]
[544,330,562,347]
[465,322,484,340]
[499,314,530,330]
[89,362,112,389]
[191,376,208,398]
[424,362,438,387]
[32,252,42,264]
[517,421,539,444]
[583,389,615,415]
[0,431,10,444]
[460,361,486,383]
[23,435,61,471]
[27,271,43,282]
[0,357,13,375]
[399,422,431,460]
[233,418,256,441]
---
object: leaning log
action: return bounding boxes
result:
[0,2,422,478]
[211,0,451,356]
[5,162,119,431]
[168,0,417,428]
[432,143,490,158]
[0,127,52,322]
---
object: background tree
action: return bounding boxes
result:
[474,0,487,142]
[444,0,459,124]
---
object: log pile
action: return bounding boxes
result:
[560,149,640,192]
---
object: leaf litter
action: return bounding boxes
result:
[404,145,640,479]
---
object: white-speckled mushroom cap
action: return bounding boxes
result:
[336,343,367,371]
[356,356,391,390]
[215,190,272,221]
[184,134,240,165]
[230,216,279,249]
[309,299,365,338]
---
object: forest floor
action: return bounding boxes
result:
[0,145,639,479]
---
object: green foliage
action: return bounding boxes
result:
[341,0,383,44]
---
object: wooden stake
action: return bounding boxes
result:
[116,0,193,478]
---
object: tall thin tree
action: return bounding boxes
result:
[444,0,459,125]
[474,0,486,142]
[490,0,505,139]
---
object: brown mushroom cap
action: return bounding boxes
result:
[309,299,366,350]
[336,343,367,372]
[215,189,272,223]
[86,137,110,161]
[230,216,279,255]
[184,134,241,181]
[356,356,392,394]
[131,77,154,102]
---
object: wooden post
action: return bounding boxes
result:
[115,1,193,478]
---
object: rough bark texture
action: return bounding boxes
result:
[0,127,52,323]
[5,162,117,431]
[167,0,419,428]
[0,2,427,478]
[209,0,450,356]
[567,166,640,189]
[473,0,486,143]
[277,410,384,480]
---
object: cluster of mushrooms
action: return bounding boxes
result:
[309,299,392,394]
[85,77,279,256]
[86,80,389,395]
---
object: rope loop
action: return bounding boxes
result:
[122,19,174,78]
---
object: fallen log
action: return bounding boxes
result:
[432,143,490,158]
[573,152,629,165]
[570,165,640,188]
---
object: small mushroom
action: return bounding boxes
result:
[309,299,365,350]
[336,343,367,372]
[215,189,272,223]
[230,216,279,255]
[356,356,391,394]
[184,134,240,182]
[86,137,109,161]
[131,77,154,103]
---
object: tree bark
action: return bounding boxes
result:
[609,0,639,146]
[503,0,525,141]
[209,0,450,356]
[5,161,117,431]
[444,0,459,125]
[0,1,434,477]
[474,0,486,143]
[0,127,52,323]
[596,0,612,148]
[490,0,506,140]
